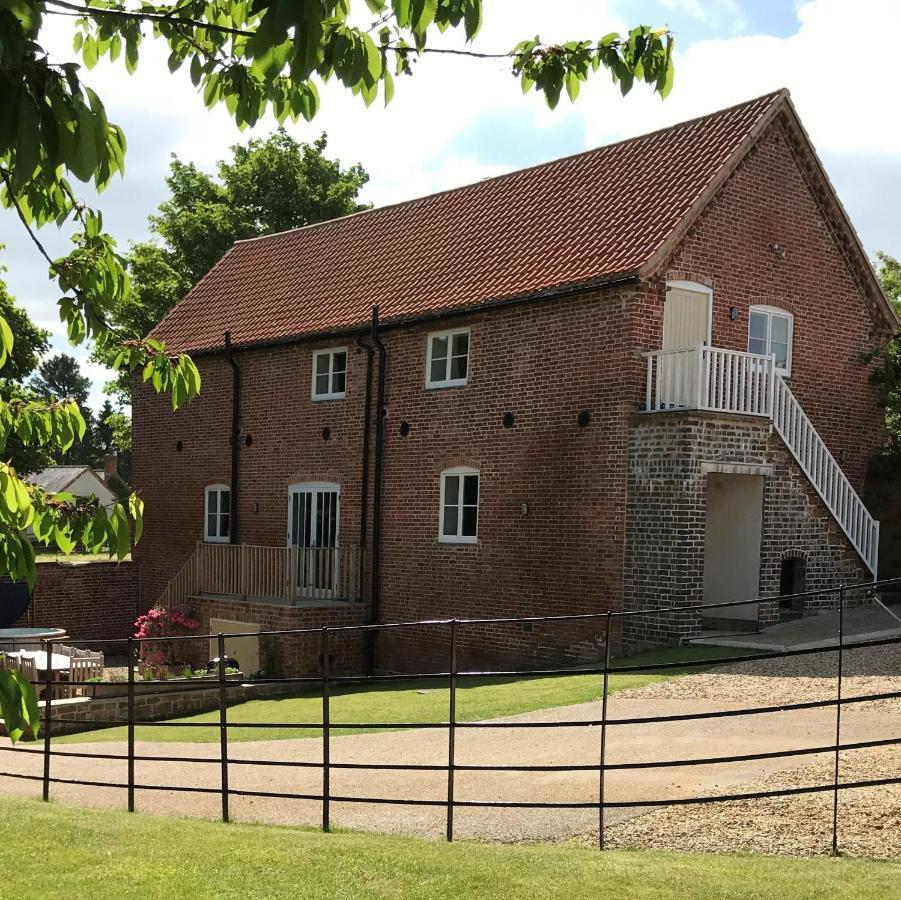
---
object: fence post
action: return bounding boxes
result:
[598,613,612,850]
[42,639,53,802]
[127,636,136,812]
[217,632,230,823]
[322,626,330,833]
[446,619,457,843]
[831,586,845,856]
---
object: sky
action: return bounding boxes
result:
[2,0,900,414]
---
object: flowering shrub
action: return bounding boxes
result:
[134,605,199,671]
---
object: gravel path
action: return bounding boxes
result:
[600,745,901,859]
[617,643,901,706]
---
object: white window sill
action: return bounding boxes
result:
[312,392,347,402]
[426,379,468,390]
[437,535,478,545]
[204,536,230,544]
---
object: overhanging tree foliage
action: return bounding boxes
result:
[0,1,675,739]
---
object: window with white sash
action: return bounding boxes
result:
[204,484,230,543]
[426,328,470,388]
[311,348,347,400]
[439,467,479,543]
[748,306,793,375]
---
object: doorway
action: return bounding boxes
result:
[703,473,764,625]
[663,282,712,351]
[288,483,340,597]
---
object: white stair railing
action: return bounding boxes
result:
[643,346,878,575]
[771,377,878,575]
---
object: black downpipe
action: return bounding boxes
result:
[224,331,240,545]
[368,306,387,673]
[356,335,374,548]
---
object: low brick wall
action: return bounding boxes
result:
[12,560,140,644]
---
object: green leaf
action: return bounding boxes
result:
[12,93,40,189]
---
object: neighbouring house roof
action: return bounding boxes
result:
[150,89,896,355]
[26,465,109,496]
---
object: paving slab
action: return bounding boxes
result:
[689,605,901,651]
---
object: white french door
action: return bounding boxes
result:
[287,483,340,597]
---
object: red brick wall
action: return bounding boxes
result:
[647,118,887,488]
[13,561,139,644]
[134,286,635,668]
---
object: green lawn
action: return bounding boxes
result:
[58,645,745,744]
[34,551,131,564]
[0,797,896,899]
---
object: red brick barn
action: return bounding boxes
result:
[132,90,896,673]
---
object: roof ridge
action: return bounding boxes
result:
[232,88,790,249]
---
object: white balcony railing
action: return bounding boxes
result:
[643,345,878,575]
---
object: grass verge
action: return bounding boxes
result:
[57,645,744,744]
[0,796,897,899]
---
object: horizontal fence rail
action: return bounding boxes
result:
[642,345,878,575]
[3,577,900,855]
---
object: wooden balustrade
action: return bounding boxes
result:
[158,542,366,608]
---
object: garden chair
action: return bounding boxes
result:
[66,655,104,698]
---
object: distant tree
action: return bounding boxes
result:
[876,252,901,313]
[0,254,53,475]
[98,131,369,402]
[29,354,99,465]
[868,253,901,446]
[30,353,90,407]
[0,249,49,381]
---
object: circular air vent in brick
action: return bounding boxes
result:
[577,410,591,427]
[502,412,515,429]
[244,433,253,447]
[322,427,331,441]
[399,421,411,437]
[176,440,183,452]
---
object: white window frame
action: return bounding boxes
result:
[425,327,470,389]
[438,467,479,544]
[748,305,793,376]
[311,347,348,401]
[204,484,231,543]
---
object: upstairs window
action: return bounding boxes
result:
[205,484,230,543]
[439,467,479,543]
[312,348,347,400]
[426,328,469,388]
[748,306,793,375]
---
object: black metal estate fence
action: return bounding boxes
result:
[1,576,901,854]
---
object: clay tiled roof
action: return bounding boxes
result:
[152,91,788,353]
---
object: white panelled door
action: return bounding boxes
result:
[288,483,340,596]
[661,282,712,407]
[663,283,711,350]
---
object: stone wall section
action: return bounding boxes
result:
[624,411,869,646]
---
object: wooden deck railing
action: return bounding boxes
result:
[642,345,878,575]
[158,542,366,608]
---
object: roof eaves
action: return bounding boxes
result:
[184,271,640,357]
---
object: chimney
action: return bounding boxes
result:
[103,452,118,482]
